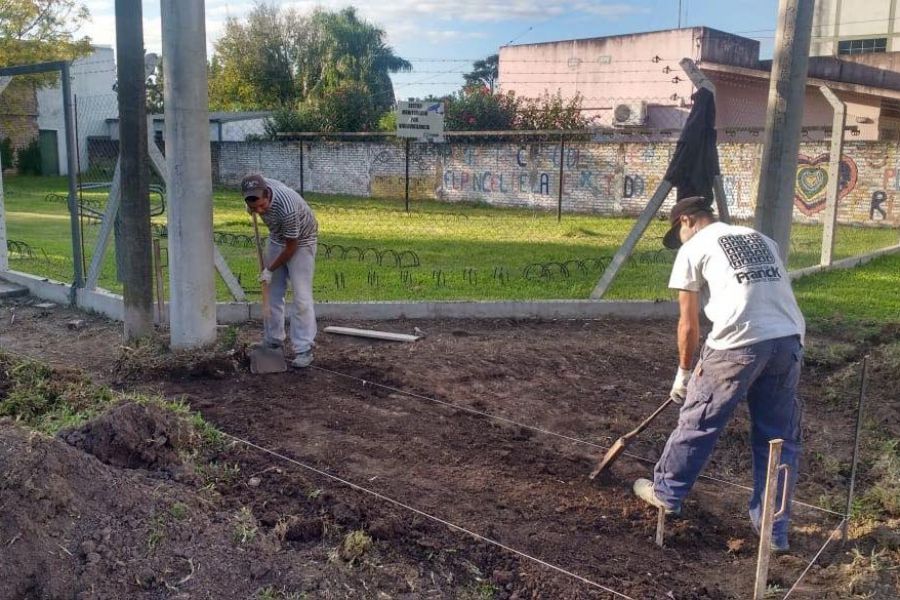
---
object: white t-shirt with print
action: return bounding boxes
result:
[668,221,805,350]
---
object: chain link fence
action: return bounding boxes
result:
[2,55,898,303]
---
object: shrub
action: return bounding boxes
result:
[263,106,322,139]
[314,81,378,132]
[445,87,518,131]
[516,91,594,130]
[16,138,42,175]
[0,137,13,168]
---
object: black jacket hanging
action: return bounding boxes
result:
[663,87,720,205]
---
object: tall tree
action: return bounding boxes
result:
[308,7,411,111]
[208,2,305,110]
[463,54,499,92]
[207,3,410,113]
[145,58,164,113]
[0,0,92,69]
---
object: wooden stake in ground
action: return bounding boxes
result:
[753,439,787,600]
[655,507,666,547]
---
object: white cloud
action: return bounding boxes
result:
[77,0,642,52]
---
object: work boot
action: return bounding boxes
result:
[750,512,790,553]
[633,478,679,515]
[291,350,313,368]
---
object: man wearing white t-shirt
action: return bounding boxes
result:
[633,196,805,552]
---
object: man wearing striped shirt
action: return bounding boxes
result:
[242,174,318,368]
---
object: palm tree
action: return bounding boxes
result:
[310,8,411,111]
[464,54,499,92]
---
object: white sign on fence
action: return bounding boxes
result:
[396,100,445,142]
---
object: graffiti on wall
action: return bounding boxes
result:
[870,191,888,221]
[442,144,621,199]
[793,153,858,216]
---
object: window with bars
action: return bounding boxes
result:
[838,38,888,55]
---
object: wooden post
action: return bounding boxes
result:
[753,439,785,600]
[819,87,846,267]
[655,507,666,547]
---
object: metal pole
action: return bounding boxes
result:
[713,175,731,224]
[162,0,217,348]
[754,0,815,265]
[153,237,165,326]
[61,63,85,295]
[116,0,155,339]
[0,77,8,272]
[557,135,565,222]
[74,93,87,278]
[590,180,674,298]
[0,135,7,272]
[842,357,868,543]
[299,139,305,196]
[753,438,784,600]
[819,86,846,267]
[405,137,410,212]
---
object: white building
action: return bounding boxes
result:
[36,46,118,175]
[105,111,274,144]
[811,0,900,56]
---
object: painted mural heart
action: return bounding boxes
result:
[793,153,858,216]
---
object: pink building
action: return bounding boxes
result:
[499,27,900,140]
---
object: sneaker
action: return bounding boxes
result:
[264,339,283,350]
[633,478,679,515]
[749,513,790,552]
[290,350,313,368]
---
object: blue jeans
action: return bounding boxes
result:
[653,335,803,547]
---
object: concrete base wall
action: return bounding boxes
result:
[0,269,678,323]
[5,244,897,326]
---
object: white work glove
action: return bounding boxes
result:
[670,367,692,404]
[258,268,272,284]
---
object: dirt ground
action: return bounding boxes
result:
[1,297,897,599]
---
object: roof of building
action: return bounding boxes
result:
[107,111,274,124]
[501,26,747,49]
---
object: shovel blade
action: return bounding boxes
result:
[250,346,287,374]
[589,438,627,480]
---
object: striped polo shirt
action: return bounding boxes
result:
[260,177,318,247]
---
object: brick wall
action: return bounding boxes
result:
[212,138,900,226]
[0,80,39,155]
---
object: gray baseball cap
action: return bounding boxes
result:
[241,174,267,201]
[663,196,715,250]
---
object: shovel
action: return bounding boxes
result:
[589,397,675,479]
[249,212,287,374]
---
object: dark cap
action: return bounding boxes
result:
[663,196,715,250]
[241,174,267,201]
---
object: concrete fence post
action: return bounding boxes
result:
[819,86,846,267]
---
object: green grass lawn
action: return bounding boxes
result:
[3,175,898,309]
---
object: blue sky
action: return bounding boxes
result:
[78,0,783,99]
